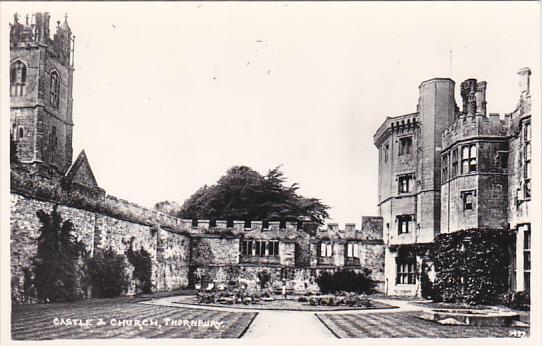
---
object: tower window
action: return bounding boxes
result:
[398,174,413,193]
[461,144,477,174]
[397,215,414,235]
[398,137,412,156]
[10,60,27,96]
[442,154,449,182]
[49,126,58,155]
[383,143,389,163]
[462,190,476,211]
[523,121,531,199]
[17,126,24,139]
[451,148,458,177]
[50,71,60,108]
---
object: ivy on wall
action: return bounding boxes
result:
[432,228,514,305]
[32,207,88,302]
[126,242,153,294]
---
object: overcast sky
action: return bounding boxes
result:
[3,2,540,226]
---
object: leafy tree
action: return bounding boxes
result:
[177,166,329,225]
[87,248,128,298]
[33,207,87,302]
[154,200,182,217]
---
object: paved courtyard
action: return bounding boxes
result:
[11,295,530,339]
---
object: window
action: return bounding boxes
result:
[461,144,477,174]
[49,126,58,154]
[268,241,279,256]
[346,243,359,258]
[17,126,24,140]
[319,242,333,257]
[241,240,279,256]
[523,121,531,199]
[396,259,416,284]
[462,190,475,211]
[398,174,413,193]
[383,143,389,163]
[399,137,412,156]
[451,148,458,177]
[10,60,26,96]
[521,225,531,292]
[50,71,60,108]
[498,151,509,170]
[397,215,414,235]
[442,154,449,182]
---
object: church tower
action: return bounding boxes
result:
[10,12,75,174]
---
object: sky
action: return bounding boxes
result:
[2,1,540,226]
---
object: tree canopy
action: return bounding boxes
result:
[175,166,329,225]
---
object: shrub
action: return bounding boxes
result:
[506,291,530,311]
[87,249,128,298]
[126,244,153,294]
[257,270,272,289]
[315,269,375,294]
[32,208,87,303]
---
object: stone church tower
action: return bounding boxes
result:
[10,12,75,174]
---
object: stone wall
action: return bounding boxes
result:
[10,192,190,304]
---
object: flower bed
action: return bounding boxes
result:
[197,289,273,305]
[302,292,372,308]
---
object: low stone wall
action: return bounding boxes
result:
[195,264,384,294]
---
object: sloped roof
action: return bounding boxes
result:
[65,150,99,188]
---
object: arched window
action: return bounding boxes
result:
[10,60,27,96]
[50,71,60,108]
[17,126,24,139]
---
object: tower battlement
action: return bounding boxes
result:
[10,12,74,67]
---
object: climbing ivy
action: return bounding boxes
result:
[126,243,153,294]
[32,207,88,302]
[432,228,514,305]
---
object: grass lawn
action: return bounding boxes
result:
[12,296,257,340]
[316,311,530,338]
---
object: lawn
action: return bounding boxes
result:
[316,311,530,338]
[12,297,257,340]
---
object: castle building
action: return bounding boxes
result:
[9,13,386,303]
[10,12,75,174]
[374,69,532,296]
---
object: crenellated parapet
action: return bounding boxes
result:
[441,113,509,150]
[373,112,419,147]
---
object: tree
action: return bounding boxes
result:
[177,166,329,225]
[33,207,87,302]
[154,200,182,217]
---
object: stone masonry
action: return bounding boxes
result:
[374,68,533,296]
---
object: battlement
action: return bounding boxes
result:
[183,219,371,234]
[373,112,419,147]
[441,113,510,149]
[10,12,74,66]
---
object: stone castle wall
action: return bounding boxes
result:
[10,192,191,304]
